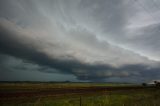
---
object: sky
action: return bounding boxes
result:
[0,0,160,83]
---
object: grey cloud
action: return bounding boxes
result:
[0,0,160,82]
[125,23,160,60]
[0,22,147,82]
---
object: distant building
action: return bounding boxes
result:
[145,80,160,87]
[154,81,160,87]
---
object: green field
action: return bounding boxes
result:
[0,83,159,106]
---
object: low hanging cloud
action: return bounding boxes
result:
[0,0,160,82]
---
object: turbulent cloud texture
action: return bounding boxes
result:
[0,0,160,82]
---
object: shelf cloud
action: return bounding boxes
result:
[0,0,160,82]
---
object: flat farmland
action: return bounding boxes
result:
[0,83,160,106]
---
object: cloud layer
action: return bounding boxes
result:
[0,0,160,82]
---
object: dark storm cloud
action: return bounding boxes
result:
[0,24,159,82]
[0,23,141,81]
[1,0,160,82]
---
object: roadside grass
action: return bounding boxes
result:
[1,88,160,106]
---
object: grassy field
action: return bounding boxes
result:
[0,83,159,106]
